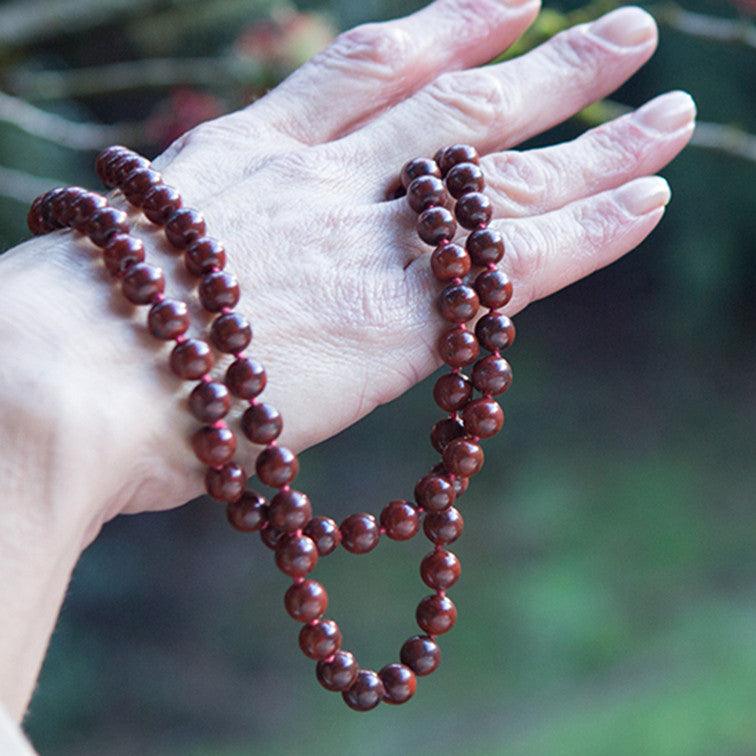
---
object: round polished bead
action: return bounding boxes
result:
[38,188,65,230]
[304,516,342,556]
[400,157,441,188]
[417,206,456,246]
[226,490,268,532]
[462,397,504,439]
[438,327,479,367]
[205,461,246,502]
[400,635,441,676]
[424,506,464,545]
[407,175,446,213]
[414,473,456,513]
[433,373,472,412]
[416,594,457,635]
[443,437,484,477]
[475,312,516,352]
[198,271,240,312]
[342,669,385,712]
[430,418,465,454]
[275,534,318,578]
[147,298,190,340]
[475,269,513,310]
[466,227,504,267]
[191,424,236,467]
[446,161,485,198]
[142,184,182,225]
[432,462,469,498]
[225,357,266,399]
[102,234,145,277]
[87,207,129,247]
[340,513,380,554]
[420,549,461,590]
[472,355,513,395]
[122,167,162,206]
[439,144,480,175]
[299,619,342,660]
[188,380,231,423]
[260,525,285,550]
[316,651,359,692]
[455,191,493,230]
[170,339,214,380]
[285,579,328,623]
[165,208,206,249]
[241,402,282,445]
[379,663,416,705]
[72,193,107,231]
[96,146,127,185]
[50,187,82,226]
[121,263,165,305]
[111,153,150,185]
[438,283,479,323]
[430,242,471,281]
[380,500,419,541]
[185,237,226,276]
[256,445,298,487]
[210,311,252,354]
[269,489,312,532]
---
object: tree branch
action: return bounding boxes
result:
[651,2,756,50]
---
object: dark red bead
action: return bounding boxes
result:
[170,339,214,380]
[424,507,464,544]
[72,193,107,231]
[455,191,492,230]
[185,237,226,276]
[430,242,471,281]
[380,500,419,541]
[420,549,461,590]
[96,146,128,185]
[205,461,246,502]
[299,619,342,660]
[414,473,456,513]
[400,635,441,676]
[275,534,318,578]
[433,373,471,415]
[87,206,129,247]
[379,663,416,705]
[430,418,465,454]
[188,380,231,423]
[400,157,441,188]
[165,208,206,249]
[316,651,359,692]
[439,144,480,175]
[475,313,516,352]
[472,355,513,395]
[438,327,479,367]
[260,525,285,550]
[102,234,145,277]
[416,594,457,635]
[462,397,504,439]
[417,206,456,246]
[147,298,190,340]
[438,283,479,323]
[475,269,513,309]
[446,161,485,198]
[210,311,252,354]
[50,187,83,226]
[256,446,298,487]
[225,357,266,399]
[111,153,150,186]
[304,517,341,556]
[432,463,469,497]
[198,271,240,312]
[142,184,182,225]
[340,513,380,554]
[121,263,165,305]
[285,579,328,623]
[466,228,504,267]
[443,437,484,477]
[122,167,162,206]
[269,489,312,532]
[407,175,446,213]
[241,402,282,445]
[226,490,268,532]
[191,424,236,467]
[342,670,385,712]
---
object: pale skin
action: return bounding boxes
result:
[0,0,695,735]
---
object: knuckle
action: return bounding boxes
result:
[500,221,546,302]
[486,151,552,215]
[583,118,650,175]
[574,195,628,249]
[324,23,414,79]
[545,25,607,73]
[426,69,509,131]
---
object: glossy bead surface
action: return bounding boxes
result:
[226,490,268,532]
[72,193,107,231]
[379,663,416,705]
[433,373,472,412]
[430,242,471,281]
[475,313,516,352]
[205,461,246,502]
[191,424,236,467]
[299,619,342,660]
[430,418,465,454]
[455,191,493,229]
[407,175,446,213]
[269,489,312,532]
[400,635,441,676]
[304,517,342,556]
[165,208,206,249]
[438,283,479,323]
[340,513,380,554]
[122,167,162,206]
[198,271,240,312]
[416,594,457,635]
[379,500,419,541]
[438,327,479,367]
[87,207,129,247]
[96,146,127,185]
[170,339,214,380]
[275,534,318,578]
[462,397,504,439]
[241,402,282,445]
[225,357,266,399]
[188,380,231,423]
[446,161,485,198]
[285,579,328,623]
[316,651,359,692]
[102,234,145,277]
[121,263,165,305]
[414,473,456,513]
[443,437,484,477]
[472,355,513,395]
[260,525,285,550]
[142,184,182,225]
[342,670,385,712]
[255,446,299,487]
[466,228,504,267]
[185,237,226,276]
[420,549,461,590]
[417,206,456,246]
[210,311,252,354]
[147,298,190,340]
[111,153,150,185]
[424,507,464,544]
[400,157,441,188]
[432,462,469,497]
[439,144,480,175]
[475,269,513,309]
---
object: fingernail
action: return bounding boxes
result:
[589,7,657,46]
[616,176,671,216]
[635,91,696,134]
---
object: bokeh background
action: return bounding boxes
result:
[1,0,754,753]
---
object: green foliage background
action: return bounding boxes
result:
[0,0,753,753]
